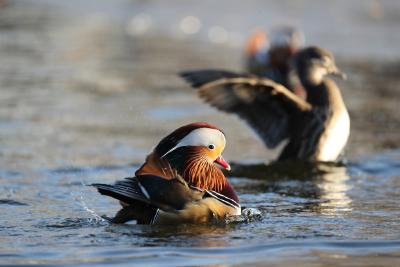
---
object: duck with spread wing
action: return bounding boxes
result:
[181,47,350,162]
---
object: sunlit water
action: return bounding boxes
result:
[1,1,400,266]
[1,152,400,266]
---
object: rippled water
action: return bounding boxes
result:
[2,152,400,266]
[1,1,400,266]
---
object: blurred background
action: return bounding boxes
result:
[1,1,400,266]
[1,0,399,172]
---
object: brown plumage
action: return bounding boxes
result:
[181,147,227,192]
[181,47,350,162]
[92,122,240,224]
[245,26,305,98]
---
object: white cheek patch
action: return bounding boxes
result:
[161,128,226,158]
[321,56,332,66]
[311,67,328,82]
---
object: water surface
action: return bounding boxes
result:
[1,1,400,266]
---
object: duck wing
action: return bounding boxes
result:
[92,175,241,224]
[92,175,204,212]
[181,69,312,148]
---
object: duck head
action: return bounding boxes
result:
[266,26,303,70]
[136,122,230,192]
[246,26,304,68]
[295,46,346,85]
[246,30,269,58]
[270,25,304,52]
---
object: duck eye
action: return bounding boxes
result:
[208,144,215,150]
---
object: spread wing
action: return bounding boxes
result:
[181,70,312,148]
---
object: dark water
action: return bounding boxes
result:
[1,1,400,266]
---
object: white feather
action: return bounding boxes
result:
[317,110,350,161]
[161,128,226,158]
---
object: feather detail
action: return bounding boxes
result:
[181,147,227,192]
[154,122,221,158]
[135,151,178,179]
[135,147,226,192]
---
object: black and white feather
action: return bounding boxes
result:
[92,177,150,205]
[92,175,241,215]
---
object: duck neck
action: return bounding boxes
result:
[165,147,227,192]
[297,65,329,106]
[297,63,324,86]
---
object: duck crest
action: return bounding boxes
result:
[136,122,230,193]
[154,122,220,158]
[136,122,220,180]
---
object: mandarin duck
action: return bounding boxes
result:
[245,26,306,99]
[181,47,350,162]
[92,122,240,224]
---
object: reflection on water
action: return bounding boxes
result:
[230,161,352,216]
[318,167,352,216]
[3,150,400,265]
[105,224,232,248]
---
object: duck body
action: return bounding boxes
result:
[310,79,350,161]
[92,122,240,225]
[278,79,350,161]
[93,174,239,224]
[181,47,350,162]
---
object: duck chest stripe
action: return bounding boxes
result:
[206,190,240,209]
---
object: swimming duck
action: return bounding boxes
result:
[245,26,306,98]
[181,47,350,162]
[92,122,240,224]
[245,30,269,77]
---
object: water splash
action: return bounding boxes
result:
[225,207,263,224]
[71,178,107,225]
[77,193,107,224]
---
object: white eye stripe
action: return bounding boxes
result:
[161,128,226,158]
